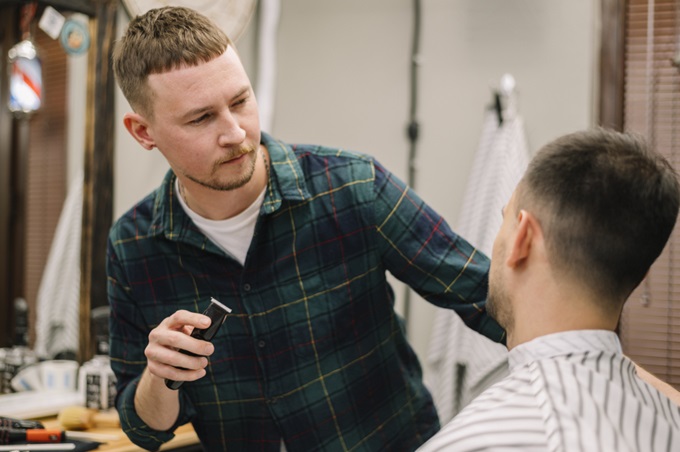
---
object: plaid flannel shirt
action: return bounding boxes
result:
[107,132,504,451]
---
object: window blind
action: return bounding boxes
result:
[619,0,680,389]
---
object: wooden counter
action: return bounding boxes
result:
[41,417,200,451]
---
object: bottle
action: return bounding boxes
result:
[77,306,116,409]
[0,298,37,393]
[0,347,8,393]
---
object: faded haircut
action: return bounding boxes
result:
[515,127,680,307]
[112,6,233,117]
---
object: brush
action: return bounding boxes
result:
[64,430,120,442]
[57,406,120,431]
[0,444,75,451]
[0,428,63,444]
[0,428,118,444]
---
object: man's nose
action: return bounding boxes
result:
[217,111,246,146]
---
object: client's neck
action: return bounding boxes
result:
[506,283,618,350]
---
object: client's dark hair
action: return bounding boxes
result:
[516,127,680,307]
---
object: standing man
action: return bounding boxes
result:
[419,128,680,451]
[108,6,503,451]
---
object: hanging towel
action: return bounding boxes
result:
[426,87,531,424]
[457,96,530,255]
[34,171,83,359]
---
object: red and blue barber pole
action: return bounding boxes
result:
[7,39,42,115]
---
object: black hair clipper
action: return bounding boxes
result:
[165,297,232,390]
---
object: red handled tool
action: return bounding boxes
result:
[0,428,64,444]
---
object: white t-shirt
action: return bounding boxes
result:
[175,178,266,265]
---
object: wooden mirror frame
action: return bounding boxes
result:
[599,0,626,131]
[79,0,117,362]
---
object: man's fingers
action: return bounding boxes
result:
[145,340,210,368]
[163,310,211,330]
[148,311,215,356]
[147,358,207,382]
[143,309,216,384]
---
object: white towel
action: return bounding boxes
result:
[34,171,83,359]
[457,104,530,255]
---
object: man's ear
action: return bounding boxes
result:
[506,209,541,268]
[123,112,155,150]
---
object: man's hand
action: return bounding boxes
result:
[144,309,215,383]
[133,310,215,431]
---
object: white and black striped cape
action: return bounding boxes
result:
[419,330,680,452]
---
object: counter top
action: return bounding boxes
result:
[40,417,200,451]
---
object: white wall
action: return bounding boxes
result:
[110,0,598,379]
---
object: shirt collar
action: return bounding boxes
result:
[260,131,311,213]
[149,132,311,240]
[508,329,622,371]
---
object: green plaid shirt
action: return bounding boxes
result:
[107,132,504,451]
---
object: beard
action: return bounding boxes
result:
[487,249,513,333]
[186,145,259,191]
[486,279,513,332]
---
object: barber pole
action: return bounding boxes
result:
[7,39,42,115]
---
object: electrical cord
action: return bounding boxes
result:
[402,0,422,334]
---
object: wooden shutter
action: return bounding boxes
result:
[619,0,680,389]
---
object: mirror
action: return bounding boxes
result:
[0,0,115,364]
[2,0,619,379]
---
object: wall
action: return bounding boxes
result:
[110,0,597,379]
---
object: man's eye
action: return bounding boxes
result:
[190,113,210,125]
[233,97,247,108]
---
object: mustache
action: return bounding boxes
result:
[213,145,257,167]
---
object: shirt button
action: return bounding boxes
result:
[258,340,266,348]
[243,283,251,292]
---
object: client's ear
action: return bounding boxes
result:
[506,210,542,268]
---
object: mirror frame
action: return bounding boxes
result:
[599,0,625,131]
[79,0,117,362]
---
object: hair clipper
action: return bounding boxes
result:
[165,297,231,390]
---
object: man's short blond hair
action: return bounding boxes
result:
[112,6,233,117]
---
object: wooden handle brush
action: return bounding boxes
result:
[57,406,120,430]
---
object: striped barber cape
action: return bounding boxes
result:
[419,330,680,452]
